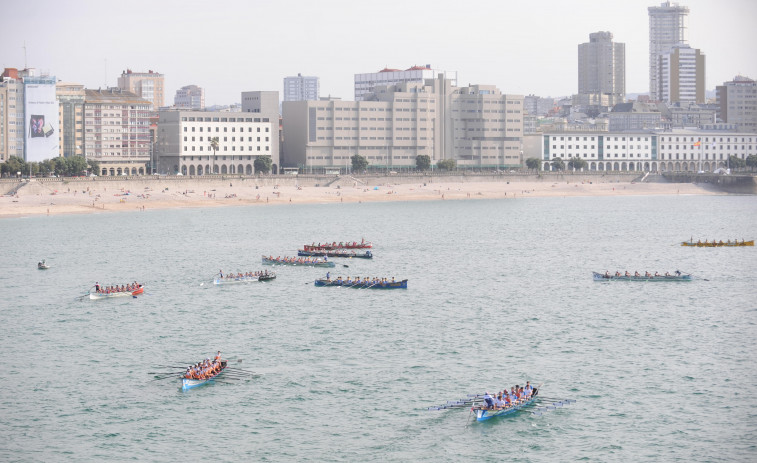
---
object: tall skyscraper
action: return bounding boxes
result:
[117,69,165,109]
[174,85,205,109]
[577,31,625,107]
[283,74,319,101]
[648,1,689,98]
[717,76,757,132]
[658,45,705,104]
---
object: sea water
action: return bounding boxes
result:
[0,195,755,462]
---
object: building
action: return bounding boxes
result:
[283,75,523,172]
[56,82,85,158]
[155,110,275,175]
[540,128,756,172]
[664,102,716,128]
[354,65,457,101]
[0,68,25,163]
[241,91,280,170]
[657,45,705,104]
[608,102,662,131]
[83,88,152,176]
[174,85,205,109]
[284,73,319,101]
[577,31,625,107]
[716,76,757,133]
[649,1,689,98]
[117,69,165,109]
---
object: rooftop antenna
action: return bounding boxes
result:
[23,41,27,69]
[104,58,107,87]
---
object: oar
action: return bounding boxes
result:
[75,286,96,300]
[677,270,708,281]
[201,272,222,286]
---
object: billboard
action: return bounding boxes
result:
[24,82,59,162]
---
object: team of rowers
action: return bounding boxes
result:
[265,255,328,264]
[94,282,141,293]
[602,270,681,278]
[184,351,224,380]
[479,382,537,410]
[689,238,748,245]
[323,274,397,285]
[218,270,271,279]
[304,239,370,250]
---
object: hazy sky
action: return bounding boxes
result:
[2,0,755,106]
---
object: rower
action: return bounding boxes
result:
[95,282,100,292]
[525,381,533,397]
[215,351,222,362]
[483,392,494,409]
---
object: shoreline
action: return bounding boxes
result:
[0,175,735,219]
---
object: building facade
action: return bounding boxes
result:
[577,31,625,107]
[284,74,319,101]
[174,85,205,109]
[649,1,689,98]
[283,75,523,172]
[117,69,165,109]
[354,65,456,101]
[155,110,275,175]
[541,129,756,172]
[0,69,25,163]
[83,88,152,176]
[608,102,662,131]
[57,82,85,158]
[657,45,705,104]
[241,91,280,171]
[716,76,757,133]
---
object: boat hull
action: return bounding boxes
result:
[298,250,373,259]
[475,396,537,422]
[89,285,144,299]
[592,272,691,282]
[182,362,226,391]
[314,279,407,289]
[681,240,753,247]
[214,276,260,285]
[262,256,335,267]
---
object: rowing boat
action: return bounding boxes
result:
[592,272,692,282]
[314,278,407,289]
[262,256,335,267]
[298,250,373,259]
[214,276,259,285]
[303,241,372,251]
[474,395,538,422]
[681,240,753,247]
[89,285,144,300]
[182,360,227,391]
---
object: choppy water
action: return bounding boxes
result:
[1,195,756,462]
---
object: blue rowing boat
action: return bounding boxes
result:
[474,395,538,421]
[314,278,407,289]
[182,360,227,391]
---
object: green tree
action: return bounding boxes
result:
[351,154,369,172]
[88,159,100,176]
[567,157,588,171]
[53,157,67,176]
[254,155,273,174]
[67,156,89,176]
[729,155,746,169]
[551,157,565,171]
[436,159,456,171]
[415,155,431,171]
[746,154,757,170]
[209,137,219,174]
[525,158,541,171]
[1,156,24,177]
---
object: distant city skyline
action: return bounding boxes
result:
[1,0,755,106]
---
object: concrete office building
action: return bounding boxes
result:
[0,69,25,163]
[56,82,85,158]
[354,65,456,101]
[155,110,275,175]
[524,95,555,117]
[657,45,705,104]
[284,74,319,101]
[608,102,662,131]
[283,75,523,172]
[241,91,280,171]
[577,31,625,107]
[174,85,205,109]
[83,88,152,176]
[649,1,689,98]
[716,76,757,133]
[117,69,165,109]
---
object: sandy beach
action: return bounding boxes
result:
[0,174,729,218]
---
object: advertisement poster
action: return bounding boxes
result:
[24,83,59,162]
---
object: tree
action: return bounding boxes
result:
[254,155,273,174]
[53,157,67,176]
[436,159,456,171]
[746,154,757,171]
[1,156,24,177]
[88,159,101,176]
[551,157,565,171]
[567,157,588,171]
[351,154,368,172]
[67,156,89,176]
[729,155,746,170]
[416,155,431,171]
[525,158,541,171]
[209,137,219,174]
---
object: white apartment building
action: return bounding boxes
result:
[354,65,456,101]
[283,75,523,171]
[649,1,689,98]
[155,110,274,175]
[284,74,319,101]
[716,76,757,133]
[658,45,705,104]
[541,129,756,172]
[0,71,24,163]
[174,85,205,109]
[83,88,152,176]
